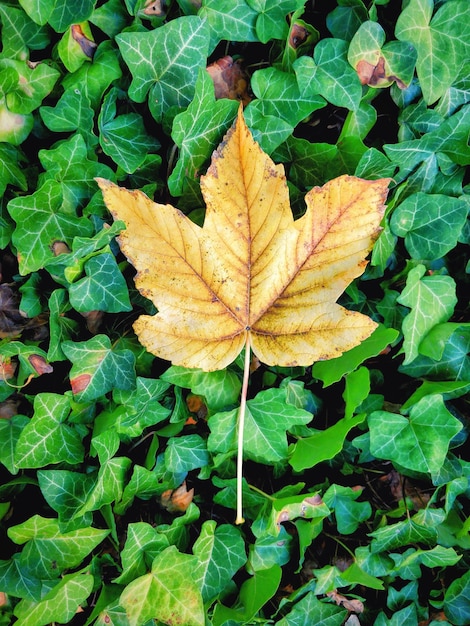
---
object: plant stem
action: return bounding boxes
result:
[235,334,251,525]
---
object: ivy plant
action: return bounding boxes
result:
[0,1,469,625]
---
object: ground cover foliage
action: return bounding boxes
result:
[0,0,469,624]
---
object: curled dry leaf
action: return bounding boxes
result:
[97,108,389,373]
[0,398,20,419]
[206,56,251,105]
[160,481,194,513]
[143,0,167,16]
[327,590,364,614]
[0,284,27,338]
[28,354,53,376]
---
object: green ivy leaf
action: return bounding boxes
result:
[98,87,160,173]
[369,394,462,476]
[47,290,79,362]
[395,0,470,104]
[199,0,259,52]
[68,251,132,313]
[38,134,114,212]
[0,58,60,115]
[326,2,368,41]
[114,521,169,585]
[7,180,93,274]
[295,39,362,110]
[112,377,171,438]
[75,456,132,516]
[37,469,94,531]
[192,520,246,603]
[323,484,372,535]
[208,388,312,465]
[168,69,238,196]
[61,40,122,109]
[164,434,209,473]
[249,66,326,128]
[20,0,97,32]
[276,591,347,626]
[398,265,457,364]
[119,545,205,626]
[246,0,304,43]
[0,414,29,475]
[15,393,85,469]
[399,325,470,381]
[116,16,210,122]
[62,334,136,402]
[212,565,281,624]
[40,87,96,147]
[0,4,49,58]
[370,513,439,553]
[8,515,108,579]
[162,365,241,412]
[312,325,399,386]
[289,413,366,472]
[390,193,468,260]
[444,570,470,626]
[13,572,94,626]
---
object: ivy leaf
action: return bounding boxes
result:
[7,180,93,275]
[119,545,205,626]
[161,365,241,411]
[0,58,60,114]
[249,66,326,129]
[295,39,362,110]
[208,388,312,465]
[246,0,305,43]
[37,469,95,531]
[199,0,259,52]
[12,572,94,626]
[369,394,462,476]
[397,265,457,364]
[98,108,389,371]
[348,20,417,89]
[116,16,210,122]
[164,434,209,473]
[14,393,85,469]
[19,0,96,32]
[289,413,366,472]
[62,334,136,402]
[113,522,169,585]
[38,134,114,212]
[168,68,238,197]
[192,520,246,603]
[323,484,372,535]
[395,0,470,104]
[98,87,160,174]
[390,193,468,260]
[8,515,108,579]
[40,87,96,147]
[68,251,132,313]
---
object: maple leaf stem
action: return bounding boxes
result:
[235,332,251,525]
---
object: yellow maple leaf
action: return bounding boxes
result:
[97,108,389,373]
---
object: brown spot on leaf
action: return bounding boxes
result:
[71,24,97,59]
[71,373,92,395]
[356,57,407,89]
